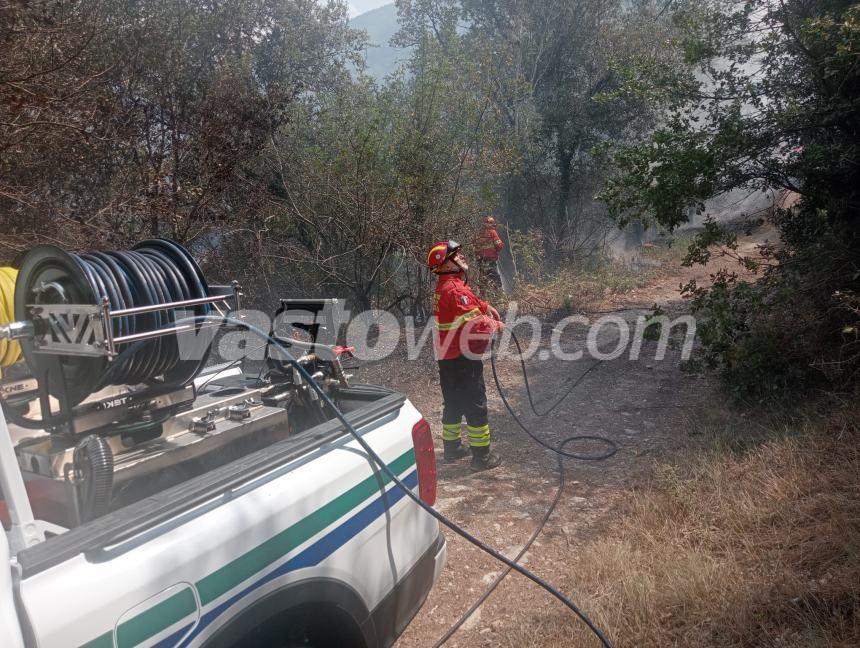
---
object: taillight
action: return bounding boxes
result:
[411,418,437,506]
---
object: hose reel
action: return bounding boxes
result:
[2,239,241,426]
[0,266,22,372]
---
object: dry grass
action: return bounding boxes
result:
[639,231,699,266]
[507,234,696,317]
[505,405,860,648]
[508,262,651,317]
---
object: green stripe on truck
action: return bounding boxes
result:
[196,448,415,605]
[80,447,415,648]
[81,634,112,648]
[116,588,197,648]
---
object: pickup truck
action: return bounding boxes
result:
[1,369,445,648]
[0,249,446,648]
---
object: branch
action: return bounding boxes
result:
[2,27,100,84]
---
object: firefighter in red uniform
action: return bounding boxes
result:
[427,240,503,470]
[476,216,504,290]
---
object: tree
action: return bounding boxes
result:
[396,0,678,256]
[260,45,500,312]
[0,0,362,260]
[599,0,860,394]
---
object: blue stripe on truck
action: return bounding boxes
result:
[78,448,418,648]
[162,470,419,648]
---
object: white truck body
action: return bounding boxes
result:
[2,386,445,648]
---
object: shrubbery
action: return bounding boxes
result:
[601,0,860,399]
[683,207,859,400]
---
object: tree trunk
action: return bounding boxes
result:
[556,133,573,244]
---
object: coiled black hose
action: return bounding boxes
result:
[15,239,212,408]
[72,434,114,523]
[80,239,212,389]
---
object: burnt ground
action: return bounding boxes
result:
[353,230,771,648]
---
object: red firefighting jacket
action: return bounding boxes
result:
[433,273,501,360]
[476,226,504,260]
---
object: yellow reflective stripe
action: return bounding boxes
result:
[442,422,462,441]
[436,308,481,331]
[466,424,491,447]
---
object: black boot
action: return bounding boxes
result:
[443,440,470,463]
[470,446,502,471]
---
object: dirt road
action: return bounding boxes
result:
[356,228,771,647]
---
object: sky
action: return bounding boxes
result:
[348,0,392,18]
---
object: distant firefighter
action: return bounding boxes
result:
[475,216,504,291]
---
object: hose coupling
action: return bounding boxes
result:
[0,320,34,342]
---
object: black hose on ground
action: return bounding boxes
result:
[433,330,616,646]
[495,331,616,459]
[110,316,617,648]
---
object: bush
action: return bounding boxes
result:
[506,228,548,283]
[599,0,860,400]
[683,208,860,401]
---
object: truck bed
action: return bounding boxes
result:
[17,387,406,577]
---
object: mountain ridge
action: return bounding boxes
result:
[349,3,410,80]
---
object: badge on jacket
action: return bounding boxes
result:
[459,295,470,306]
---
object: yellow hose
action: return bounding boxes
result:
[0,266,21,370]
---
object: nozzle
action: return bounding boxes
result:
[0,321,34,342]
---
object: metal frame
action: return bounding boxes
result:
[0,284,242,550]
[0,403,66,552]
[28,303,107,357]
[23,282,242,359]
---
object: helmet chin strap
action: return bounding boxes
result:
[435,260,469,284]
[458,263,469,285]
